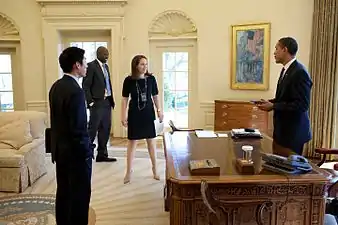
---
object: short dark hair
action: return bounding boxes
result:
[278,37,298,56]
[131,54,148,77]
[59,47,85,73]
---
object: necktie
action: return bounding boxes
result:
[278,67,286,84]
[102,64,112,96]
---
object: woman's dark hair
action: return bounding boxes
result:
[131,54,152,77]
[59,47,85,73]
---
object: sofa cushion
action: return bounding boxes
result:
[0,119,33,149]
[0,111,47,139]
[0,143,12,149]
[0,149,24,167]
[27,113,47,139]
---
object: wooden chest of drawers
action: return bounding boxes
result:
[214,100,269,133]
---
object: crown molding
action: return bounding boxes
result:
[36,0,127,6]
[37,0,127,18]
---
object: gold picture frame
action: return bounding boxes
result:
[230,22,271,90]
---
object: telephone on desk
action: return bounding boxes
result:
[261,153,313,175]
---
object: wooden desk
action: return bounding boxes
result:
[163,131,330,225]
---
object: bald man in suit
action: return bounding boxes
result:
[83,46,117,162]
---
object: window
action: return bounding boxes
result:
[0,54,14,112]
[69,42,108,86]
[162,52,189,128]
[70,41,108,62]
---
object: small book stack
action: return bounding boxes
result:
[189,159,220,175]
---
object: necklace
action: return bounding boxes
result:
[136,77,147,110]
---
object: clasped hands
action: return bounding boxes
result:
[252,99,273,111]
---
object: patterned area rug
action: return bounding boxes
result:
[0,194,96,225]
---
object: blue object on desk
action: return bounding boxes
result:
[261,153,312,175]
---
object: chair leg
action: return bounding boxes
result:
[318,154,327,167]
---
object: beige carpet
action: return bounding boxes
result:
[0,148,169,225]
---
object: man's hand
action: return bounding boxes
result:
[257,99,273,111]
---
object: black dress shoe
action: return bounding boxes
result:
[96,156,117,162]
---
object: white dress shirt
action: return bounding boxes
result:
[96,59,106,74]
[282,57,297,76]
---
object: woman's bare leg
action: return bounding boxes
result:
[124,140,137,184]
[146,138,160,180]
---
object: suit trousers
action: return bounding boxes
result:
[88,99,112,157]
[55,157,92,225]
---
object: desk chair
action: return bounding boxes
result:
[315,147,338,198]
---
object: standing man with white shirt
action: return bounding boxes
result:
[49,46,93,225]
[254,37,313,156]
[83,46,117,162]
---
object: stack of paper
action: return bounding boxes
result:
[154,119,164,136]
[231,129,261,135]
[195,130,217,138]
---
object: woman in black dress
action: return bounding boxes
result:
[121,55,164,184]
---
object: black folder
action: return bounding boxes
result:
[45,128,51,153]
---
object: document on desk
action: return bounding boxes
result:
[217,133,228,137]
[154,119,164,136]
[195,130,217,138]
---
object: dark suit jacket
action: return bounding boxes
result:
[269,60,313,149]
[49,75,92,163]
[82,59,115,108]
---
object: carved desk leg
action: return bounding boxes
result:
[164,181,170,212]
[164,167,171,212]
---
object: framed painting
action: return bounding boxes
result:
[230,22,271,90]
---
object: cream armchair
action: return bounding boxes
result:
[0,111,47,192]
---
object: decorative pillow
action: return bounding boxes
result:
[0,119,33,149]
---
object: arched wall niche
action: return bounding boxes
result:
[0,13,20,41]
[148,10,197,39]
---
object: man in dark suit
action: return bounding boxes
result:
[83,46,116,162]
[49,47,93,225]
[256,37,313,156]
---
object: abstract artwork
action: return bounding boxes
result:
[230,23,271,90]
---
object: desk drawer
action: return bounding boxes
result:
[214,100,268,132]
